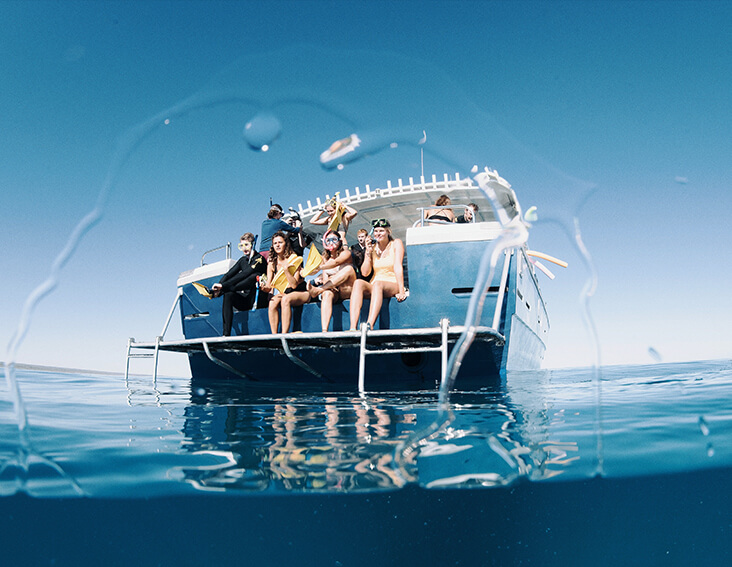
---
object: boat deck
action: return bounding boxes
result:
[126,323,505,391]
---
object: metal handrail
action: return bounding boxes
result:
[201,242,231,266]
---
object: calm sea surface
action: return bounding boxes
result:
[2,360,731,566]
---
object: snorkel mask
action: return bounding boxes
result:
[322,230,341,252]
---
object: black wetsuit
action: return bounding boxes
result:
[350,243,370,280]
[218,252,267,336]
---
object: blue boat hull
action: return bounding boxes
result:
[177,246,547,387]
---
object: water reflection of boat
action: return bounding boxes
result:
[127,169,550,389]
[169,377,579,493]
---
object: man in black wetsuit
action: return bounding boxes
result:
[350,228,370,280]
[211,232,267,336]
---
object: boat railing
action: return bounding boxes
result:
[293,171,506,218]
[200,242,231,266]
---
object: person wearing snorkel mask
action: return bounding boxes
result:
[309,197,358,244]
[211,232,266,336]
[308,229,357,332]
[348,219,407,331]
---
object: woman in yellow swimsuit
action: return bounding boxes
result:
[348,219,408,331]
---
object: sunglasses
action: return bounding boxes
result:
[371,218,390,228]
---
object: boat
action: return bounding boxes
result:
[126,168,551,390]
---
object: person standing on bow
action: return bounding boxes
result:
[348,219,407,331]
[260,204,300,257]
[259,231,310,334]
[309,197,358,244]
[211,232,267,336]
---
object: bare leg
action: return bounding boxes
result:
[309,266,357,299]
[281,291,310,333]
[320,289,337,332]
[268,295,282,333]
[367,281,399,328]
[329,265,356,288]
[349,279,372,330]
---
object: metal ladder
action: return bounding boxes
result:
[125,289,182,381]
[357,318,450,393]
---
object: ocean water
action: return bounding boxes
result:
[1,360,731,566]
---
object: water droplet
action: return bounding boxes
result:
[648,347,662,362]
[243,112,281,151]
[164,118,170,125]
[524,206,539,222]
[698,416,710,436]
[194,387,206,396]
[706,443,715,457]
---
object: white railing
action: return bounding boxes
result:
[294,170,510,218]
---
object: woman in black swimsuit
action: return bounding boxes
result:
[425,194,456,223]
[259,231,310,333]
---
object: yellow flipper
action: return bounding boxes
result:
[192,282,213,298]
[270,254,303,293]
[327,203,344,232]
[302,244,323,277]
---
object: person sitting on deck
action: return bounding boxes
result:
[309,196,358,244]
[456,202,479,223]
[348,219,408,331]
[211,233,267,337]
[259,231,311,334]
[308,230,358,332]
[424,194,456,224]
[260,204,300,257]
[349,228,371,280]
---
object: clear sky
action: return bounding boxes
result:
[1,0,730,375]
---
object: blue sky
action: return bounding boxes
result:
[1,0,730,374]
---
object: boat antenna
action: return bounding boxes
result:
[419,130,427,179]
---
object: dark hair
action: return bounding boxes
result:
[322,232,345,262]
[267,206,283,219]
[268,231,294,268]
[435,194,451,207]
